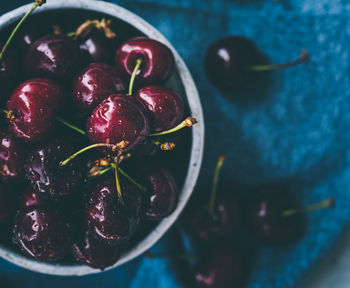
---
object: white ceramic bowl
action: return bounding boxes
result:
[0,0,204,276]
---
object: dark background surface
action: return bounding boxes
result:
[1,0,349,287]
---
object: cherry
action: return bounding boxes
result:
[25,34,79,80]
[12,206,71,261]
[188,156,240,244]
[205,35,308,90]
[143,168,178,220]
[0,131,25,183]
[193,248,246,288]
[0,49,19,100]
[72,63,127,112]
[0,183,15,224]
[115,37,174,86]
[20,187,46,208]
[72,229,121,269]
[79,32,115,64]
[136,86,184,132]
[18,30,41,53]
[87,94,150,153]
[189,195,240,245]
[250,188,334,244]
[25,140,84,201]
[87,179,144,244]
[6,78,65,143]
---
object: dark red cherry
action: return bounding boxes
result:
[79,33,114,64]
[205,36,260,89]
[0,131,25,183]
[72,230,121,269]
[133,138,159,159]
[194,248,246,288]
[25,34,79,80]
[249,188,304,244]
[20,187,46,208]
[136,86,183,132]
[18,31,41,53]
[87,179,144,244]
[25,141,84,201]
[189,194,240,245]
[87,94,149,153]
[115,37,174,85]
[72,63,126,112]
[0,183,15,224]
[6,78,65,143]
[0,49,19,100]
[143,168,178,220]
[12,206,71,261]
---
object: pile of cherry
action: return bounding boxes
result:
[0,7,196,269]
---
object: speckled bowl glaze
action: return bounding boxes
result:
[0,0,204,276]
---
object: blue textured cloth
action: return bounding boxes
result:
[1,0,349,287]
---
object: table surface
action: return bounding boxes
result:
[1,0,350,287]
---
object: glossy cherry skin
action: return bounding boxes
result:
[20,187,46,208]
[205,36,260,89]
[79,33,114,64]
[25,141,84,201]
[25,34,79,80]
[194,248,246,288]
[115,37,174,86]
[189,194,240,245]
[0,131,25,183]
[72,230,121,269]
[249,189,304,244]
[143,168,178,220]
[87,179,144,244]
[12,206,72,261]
[72,63,127,112]
[87,94,150,153]
[136,86,183,132]
[0,183,15,224]
[0,49,19,99]
[6,78,65,143]
[18,31,41,53]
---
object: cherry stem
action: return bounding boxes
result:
[110,163,147,192]
[282,197,335,217]
[152,140,176,151]
[67,31,76,37]
[60,143,119,166]
[56,116,86,135]
[128,58,143,96]
[208,155,226,216]
[149,117,198,137]
[144,251,197,261]
[113,160,124,205]
[247,49,309,72]
[0,0,46,62]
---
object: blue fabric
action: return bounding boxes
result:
[1,0,349,287]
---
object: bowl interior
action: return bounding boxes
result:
[0,1,203,276]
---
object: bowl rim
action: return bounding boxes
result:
[0,0,204,276]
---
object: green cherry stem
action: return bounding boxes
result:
[128,58,143,96]
[110,163,147,192]
[247,49,309,72]
[149,117,198,137]
[282,197,335,217]
[60,143,119,166]
[0,0,46,61]
[56,117,86,135]
[113,160,124,205]
[144,251,197,261]
[208,155,226,216]
[67,31,76,37]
